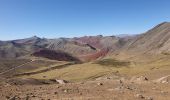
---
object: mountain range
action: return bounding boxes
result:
[0,22,170,62]
[1,22,170,100]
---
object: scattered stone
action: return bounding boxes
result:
[95,76,114,80]
[55,79,68,84]
[106,77,111,79]
[160,91,168,94]
[63,89,68,93]
[137,76,148,81]
[56,86,60,88]
[9,95,21,100]
[150,67,155,70]
[131,76,149,83]
[4,83,11,87]
[154,75,170,84]
[126,86,133,90]
[135,94,145,99]
[115,71,119,73]
[26,95,30,100]
[31,95,36,97]
[54,92,58,94]
[5,96,10,99]
[161,80,168,84]
[135,94,153,100]
[119,80,123,84]
[114,86,123,91]
[97,83,103,86]
[145,96,153,100]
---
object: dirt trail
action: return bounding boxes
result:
[0,60,34,75]
[13,62,76,76]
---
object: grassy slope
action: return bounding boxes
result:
[19,58,131,81]
[0,58,67,78]
[0,59,30,72]
[18,54,170,82]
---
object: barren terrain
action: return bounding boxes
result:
[0,22,170,100]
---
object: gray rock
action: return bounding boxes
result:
[135,94,144,99]
[97,83,103,86]
[55,79,68,84]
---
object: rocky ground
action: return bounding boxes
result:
[0,75,170,100]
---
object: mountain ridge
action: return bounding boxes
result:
[0,22,170,61]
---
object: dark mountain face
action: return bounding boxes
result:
[0,22,170,61]
[32,49,81,63]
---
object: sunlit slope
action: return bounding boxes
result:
[19,55,170,82]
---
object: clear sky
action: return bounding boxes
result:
[0,0,170,40]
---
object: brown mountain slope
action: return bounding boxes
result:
[46,38,97,56]
[73,35,121,50]
[0,37,97,59]
[122,22,170,55]
[0,35,124,61]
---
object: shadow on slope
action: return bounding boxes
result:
[32,49,81,63]
[94,59,130,67]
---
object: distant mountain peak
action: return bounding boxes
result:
[30,35,40,39]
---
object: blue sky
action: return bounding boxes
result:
[0,0,170,40]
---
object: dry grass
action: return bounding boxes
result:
[17,61,68,73]
[0,59,30,72]
[20,62,117,81]
[14,54,170,82]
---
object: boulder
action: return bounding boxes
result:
[154,75,170,84]
[97,82,103,86]
[130,76,148,83]
[135,94,144,99]
[55,79,68,84]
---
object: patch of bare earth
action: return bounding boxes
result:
[0,74,170,100]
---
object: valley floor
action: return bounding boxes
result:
[0,75,170,100]
[0,55,170,100]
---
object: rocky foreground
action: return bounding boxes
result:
[0,75,170,100]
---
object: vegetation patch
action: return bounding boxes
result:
[161,52,170,55]
[94,59,130,67]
